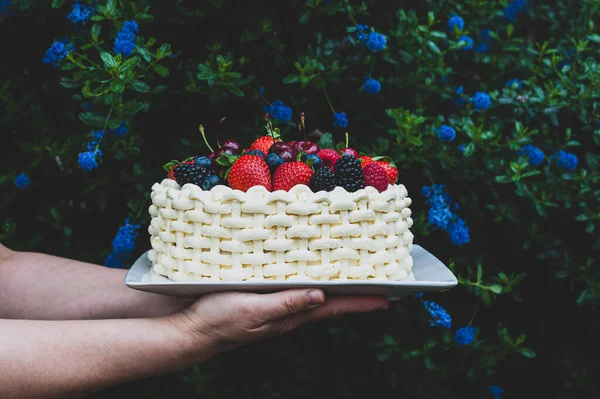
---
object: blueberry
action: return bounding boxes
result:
[305,154,322,168]
[194,156,212,169]
[248,149,265,157]
[202,174,223,190]
[265,153,284,170]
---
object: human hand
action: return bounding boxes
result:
[166,289,388,361]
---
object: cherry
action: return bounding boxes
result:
[296,141,320,155]
[339,147,359,158]
[212,147,235,168]
[268,142,296,162]
[221,139,241,154]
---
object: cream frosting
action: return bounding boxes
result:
[147,178,414,281]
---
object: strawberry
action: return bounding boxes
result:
[358,155,373,169]
[363,162,389,192]
[272,161,314,191]
[374,160,398,184]
[227,155,272,192]
[250,135,280,154]
[317,149,341,172]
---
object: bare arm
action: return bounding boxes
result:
[0,316,212,399]
[0,244,186,320]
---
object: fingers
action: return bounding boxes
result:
[262,295,388,337]
[245,289,326,322]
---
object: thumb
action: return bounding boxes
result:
[254,289,325,322]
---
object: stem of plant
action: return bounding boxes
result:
[323,89,336,113]
[265,113,275,143]
[467,301,481,327]
[345,132,349,148]
[300,112,306,141]
[199,124,214,153]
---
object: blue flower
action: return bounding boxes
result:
[43,41,74,67]
[355,24,369,41]
[111,121,128,136]
[259,86,265,95]
[489,385,504,399]
[427,205,453,230]
[458,144,466,153]
[517,144,544,166]
[333,112,348,128]
[366,31,387,52]
[455,326,476,346]
[14,173,30,189]
[471,92,491,110]
[85,130,104,150]
[264,100,292,122]
[456,86,464,95]
[506,78,523,91]
[67,1,95,25]
[363,77,381,94]
[552,150,578,171]
[78,151,99,172]
[0,0,12,16]
[448,14,464,32]
[423,300,452,328]
[503,0,527,23]
[458,35,474,51]
[113,20,139,57]
[448,218,470,246]
[413,292,424,299]
[105,218,141,268]
[82,102,95,111]
[437,125,456,142]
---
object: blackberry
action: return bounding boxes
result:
[173,163,209,187]
[334,155,365,192]
[310,166,336,192]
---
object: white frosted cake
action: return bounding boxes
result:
[147,178,414,281]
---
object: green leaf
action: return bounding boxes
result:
[481,290,491,305]
[120,56,140,72]
[78,112,107,128]
[518,347,536,358]
[91,24,101,42]
[51,0,66,8]
[100,52,117,69]
[162,160,179,172]
[131,80,150,93]
[59,77,79,89]
[427,41,441,55]
[110,79,125,93]
[137,47,152,62]
[477,264,483,282]
[282,75,300,84]
[152,64,169,77]
[106,0,117,15]
[489,284,503,294]
[158,43,171,57]
[587,34,600,44]
[91,15,105,21]
[135,13,154,22]
[227,86,244,97]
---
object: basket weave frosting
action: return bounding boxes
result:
[148,178,414,281]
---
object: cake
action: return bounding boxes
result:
[146,119,414,281]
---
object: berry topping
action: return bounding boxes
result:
[202,174,224,190]
[272,161,314,191]
[227,155,272,192]
[317,149,342,172]
[291,141,320,155]
[310,166,336,192]
[247,149,265,157]
[334,155,365,192]
[212,147,235,168]
[340,147,359,158]
[358,155,373,169]
[374,160,399,184]
[194,156,213,169]
[250,135,280,154]
[172,162,210,187]
[268,142,297,162]
[221,139,242,154]
[265,152,284,171]
[305,154,322,168]
[363,162,389,192]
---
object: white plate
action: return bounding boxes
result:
[125,245,457,301]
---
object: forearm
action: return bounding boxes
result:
[0,245,186,320]
[0,317,215,399]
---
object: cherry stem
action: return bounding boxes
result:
[345,132,349,148]
[216,117,226,148]
[299,112,306,142]
[199,124,214,153]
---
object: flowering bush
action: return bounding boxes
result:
[1,0,599,397]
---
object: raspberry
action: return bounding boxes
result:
[173,163,210,187]
[363,162,389,192]
[334,155,365,192]
[310,166,336,192]
[317,149,342,172]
